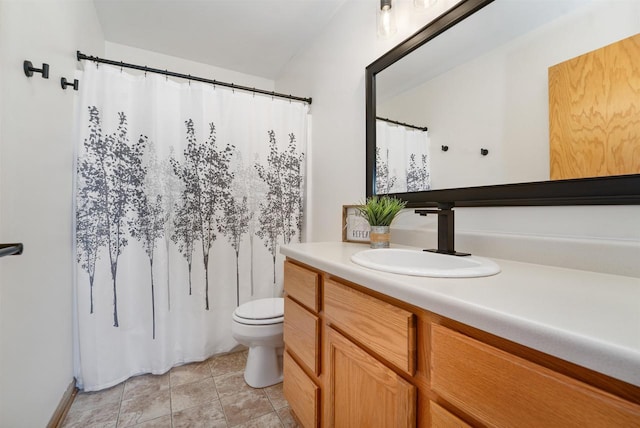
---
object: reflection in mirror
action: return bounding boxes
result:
[375,117,430,193]
[549,33,640,180]
[373,0,640,195]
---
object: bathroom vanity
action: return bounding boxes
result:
[280,242,640,427]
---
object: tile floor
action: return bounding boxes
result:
[61,350,299,427]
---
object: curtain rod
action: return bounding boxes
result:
[376,116,428,132]
[76,51,312,105]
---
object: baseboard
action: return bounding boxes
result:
[47,379,78,428]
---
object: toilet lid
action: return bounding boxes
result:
[234,297,284,321]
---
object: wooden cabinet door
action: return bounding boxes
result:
[326,327,416,427]
[284,351,319,428]
[429,401,470,428]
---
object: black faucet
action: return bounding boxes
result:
[415,203,470,256]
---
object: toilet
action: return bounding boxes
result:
[231,297,284,388]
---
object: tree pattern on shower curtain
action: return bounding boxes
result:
[76,108,305,336]
[231,151,267,298]
[76,107,146,327]
[256,131,305,284]
[219,194,251,306]
[76,170,106,315]
[160,146,181,311]
[129,143,165,339]
[171,120,234,311]
[375,146,397,194]
[406,153,431,192]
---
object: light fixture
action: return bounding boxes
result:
[378,0,397,38]
[414,0,437,9]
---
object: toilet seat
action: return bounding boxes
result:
[233,297,284,325]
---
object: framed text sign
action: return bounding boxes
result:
[342,205,370,243]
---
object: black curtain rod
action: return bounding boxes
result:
[76,51,312,105]
[376,116,427,132]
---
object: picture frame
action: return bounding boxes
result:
[342,205,370,243]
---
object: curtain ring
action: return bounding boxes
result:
[144,66,147,77]
[120,61,123,73]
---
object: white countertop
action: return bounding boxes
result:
[280,241,640,387]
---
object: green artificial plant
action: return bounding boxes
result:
[357,195,407,227]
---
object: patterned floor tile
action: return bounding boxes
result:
[220,388,273,426]
[234,411,283,428]
[209,350,247,377]
[172,400,227,428]
[170,377,218,413]
[277,406,301,428]
[129,415,172,427]
[117,389,171,427]
[214,371,255,400]
[169,361,212,387]
[265,383,287,410]
[123,372,170,401]
[61,401,119,428]
[62,351,292,428]
[68,383,124,416]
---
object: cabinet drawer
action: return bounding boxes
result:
[284,296,320,375]
[429,401,470,428]
[284,351,319,428]
[324,278,416,375]
[284,261,320,313]
[431,324,640,427]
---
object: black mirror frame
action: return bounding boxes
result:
[365,0,640,207]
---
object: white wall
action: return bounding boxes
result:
[276,0,461,242]
[276,0,640,276]
[104,42,275,90]
[0,1,104,426]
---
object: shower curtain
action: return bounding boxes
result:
[73,64,308,391]
[376,119,430,194]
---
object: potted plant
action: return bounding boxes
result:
[357,195,407,248]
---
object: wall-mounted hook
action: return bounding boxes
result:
[61,77,79,91]
[23,60,49,79]
[441,145,449,152]
[480,148,489,156]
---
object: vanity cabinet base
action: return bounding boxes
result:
[282,259,640,428]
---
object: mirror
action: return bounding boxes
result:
[366,0,640,207]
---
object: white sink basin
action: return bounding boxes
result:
[350,248,500,278]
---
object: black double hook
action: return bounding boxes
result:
[23,60,49,79]
[61,77,79,91]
